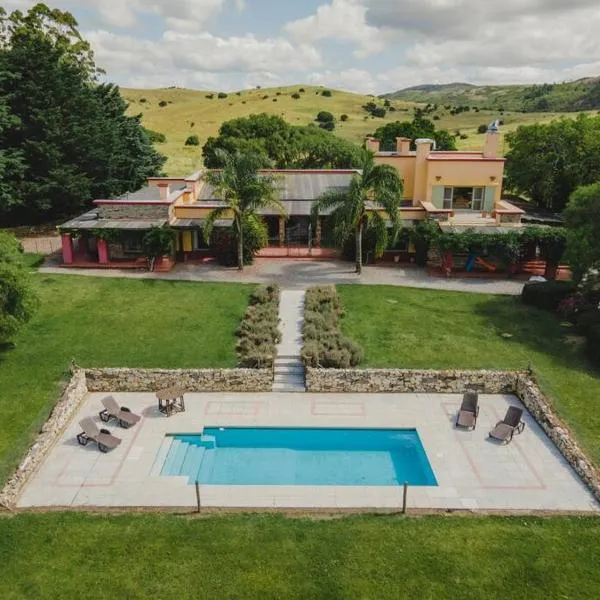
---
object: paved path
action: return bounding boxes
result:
[272,290,306,393]
[40,258,525,295]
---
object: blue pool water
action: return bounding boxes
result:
[160,428,437,486]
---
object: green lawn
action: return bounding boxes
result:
[338,285,600,467]
[1,513,599,599]
[0,275,251,484]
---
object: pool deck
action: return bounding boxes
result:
[17,392,599,512]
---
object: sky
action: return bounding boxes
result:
[5,1,600,94]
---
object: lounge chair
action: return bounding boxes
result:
[455,391,479,430]
[77,417,121,452]
[99,396,141,428]
[489,406,525,444]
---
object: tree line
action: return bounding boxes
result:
[0,4,165,226]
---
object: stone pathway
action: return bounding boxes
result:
[272,290,306,393]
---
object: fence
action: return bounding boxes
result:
[19,236,62,255]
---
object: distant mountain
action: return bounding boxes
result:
[396,83,476,93]
[382,78,600,112]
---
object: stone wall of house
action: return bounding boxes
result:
[305,368,519,394]
[85,367,273,392]
[0,369,88,509]
[97,204,169,220]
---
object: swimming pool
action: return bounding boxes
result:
[160,427,437,486]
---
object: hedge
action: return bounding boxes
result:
[521,280,577,311]
[236,285,280,368]
[301,286,363,368]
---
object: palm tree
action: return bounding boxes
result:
[203,149,285,270]
[311,148,403,273]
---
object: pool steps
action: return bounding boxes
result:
[160,434,217,484]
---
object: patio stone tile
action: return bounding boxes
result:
[15,391,600,512]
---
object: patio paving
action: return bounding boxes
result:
[17,391,599,512]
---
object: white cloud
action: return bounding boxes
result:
[285,0,385,58]
[308,69,376,94]
[87,28,322,89]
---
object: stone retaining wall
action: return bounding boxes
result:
[0,369,88,509]
[306,367,600,503]
[85,367,272,393]
[515,374,600,503]
[305,368,520,394]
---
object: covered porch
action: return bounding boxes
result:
[58,211,171,270]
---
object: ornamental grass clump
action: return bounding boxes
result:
[301,285,363,368]
[236,284,280,368]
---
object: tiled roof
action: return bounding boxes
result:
[61,210,166,230]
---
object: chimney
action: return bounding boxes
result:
[415,138,433,158]
[396,137,411,155]
[365,137,380,153]
[483,131,500,158]
[414,139,433,202]
[158,182,170,201]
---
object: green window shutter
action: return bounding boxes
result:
[484,186,496,212]
[431,186,444,208]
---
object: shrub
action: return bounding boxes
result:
[236,91,241,96]
[301,286,363,368]
[371,107,386,118]
[158,100,168,107]
[291,93,301,100]
[521,281,577,311]
[205,94,214,99]
[299,88,305,93]
[139,98,147,103]
[477,124,488,134]
[236,284,280,368]
[272,98,277,102]
[321,90,332,97]
[185,135,200,146]
[340,114,349,122]
[218,92,228,99]
[316,111,334,123]
[144,128,166,143]
[211,213,268,267]
[319,121,335,131]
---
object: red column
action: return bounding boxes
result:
[97,238,109,264]
[61,233,74,265]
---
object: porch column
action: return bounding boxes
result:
[61,233,74,265]
[279,216,285,247]
[97,238,109,264]
[315,217,322,248]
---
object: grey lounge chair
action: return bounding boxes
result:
[99,396,141,428]
[489,406,525,444]
[77,417,121,452]
[456,391,479,430]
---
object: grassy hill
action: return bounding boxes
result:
[123,85,575,175]
[383,77,600,113]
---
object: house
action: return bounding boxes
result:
[58,129,524,268]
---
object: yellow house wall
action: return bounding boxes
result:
[373,156,416,202]
[181,230,193,252]
[174,206,234,219]
[425,160,504,202]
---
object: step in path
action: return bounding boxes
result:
[272,289,306,392]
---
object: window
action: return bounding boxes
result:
[442,187,485,211]
[122,232,144,254]
[472,187,484,211]
[443,187,453,209]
